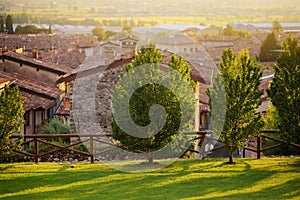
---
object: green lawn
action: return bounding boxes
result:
[0,158,299,200]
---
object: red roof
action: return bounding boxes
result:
[0,71,63,99]
[20,91,55,111]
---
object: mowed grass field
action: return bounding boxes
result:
[0,158,299,200]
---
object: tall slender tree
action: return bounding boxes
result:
[267,35,300,145]
[0,16,4,33]
[259,31,280,62]
[5,15,14,34]
[208,48,264,163]
[0,85,25,155]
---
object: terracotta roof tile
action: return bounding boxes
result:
[0,71,63,99]
[20,90,55,111]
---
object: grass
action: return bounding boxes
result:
[0,157,299,199]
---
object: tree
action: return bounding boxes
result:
[0,85,25,155]
[5,15,14,34]
[92,27,106,41]
[112,44,195,163]
[208,48,264,163]
[105,30,117,39]
[272,21,283,33]
[259,31,280,62]
[267,35,300,145]
[40,119,70,143]
[48,25,52,34]
[222,24,239,36]
[0,16,4,33]
[122,25,132,32]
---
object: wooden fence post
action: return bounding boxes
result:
[90,136,94,164]
[34,137,39,164]
[257,136,261,159]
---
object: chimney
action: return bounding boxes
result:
[32,48,38,59]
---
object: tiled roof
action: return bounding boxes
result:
[0,71,63,99]
[55,97,70,116]
[2,52,72,74]
[0,77,11,85]
[20,90,55,111]
[153,34,197,45]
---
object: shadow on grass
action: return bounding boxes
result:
[0,158,299,200]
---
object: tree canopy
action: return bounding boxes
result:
[0,16,4,33]
[208,48,263,163]
[112,44,195,163]
[267,35,300,145]
[259,31,280,62]
[92,27,106,41]
[5,15,14,34]
[0,85,25,155]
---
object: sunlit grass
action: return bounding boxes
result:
[0,158,299,200]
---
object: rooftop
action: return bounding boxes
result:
[2,52,72,74]
[0,71,63,99]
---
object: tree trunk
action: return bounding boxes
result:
[146,147,153,164]
[228,151,234,164]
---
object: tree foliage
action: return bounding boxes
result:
[263,105,280,130]
[208,48,264,163]
[272,21,284,33]
[0,16,4,33]
[40,119,70,143]
[0,85,25,155]
[5,15,14,34]
[112,44,195,163]
[259,31,280,62]
[267,35,300,145]
[92,27,106,41]
[15,25,49,34]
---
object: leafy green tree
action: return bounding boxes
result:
[208,48,264,163]
[272,21,283,33]
[262,105,286,155]
[263,105,280,130]
[0,85,25,155]
[92,27,106,41]
[222,24,239,36]
[267,35,300,145]
[122,25,132,32]
[259,31,280,62]
[5,15,14,34]
[0,16,4,33]
[112,44,195,163]
[40,119,70,143]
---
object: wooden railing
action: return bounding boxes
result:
[11,134,113,164]
[187,130,300,159]
[9,130,300,163]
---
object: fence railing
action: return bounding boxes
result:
[188,130,300,159]
[9,130,300,163]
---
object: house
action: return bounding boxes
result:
[153,32,200,55]
[120,35,138,59]
[0,51,71,86]
[0,70,63,134]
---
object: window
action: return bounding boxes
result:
[47,108,54,120]
[24,111,30,127]
[41,110,45,121]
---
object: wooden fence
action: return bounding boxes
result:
[9,130,300,163]
[188,130,300,159]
